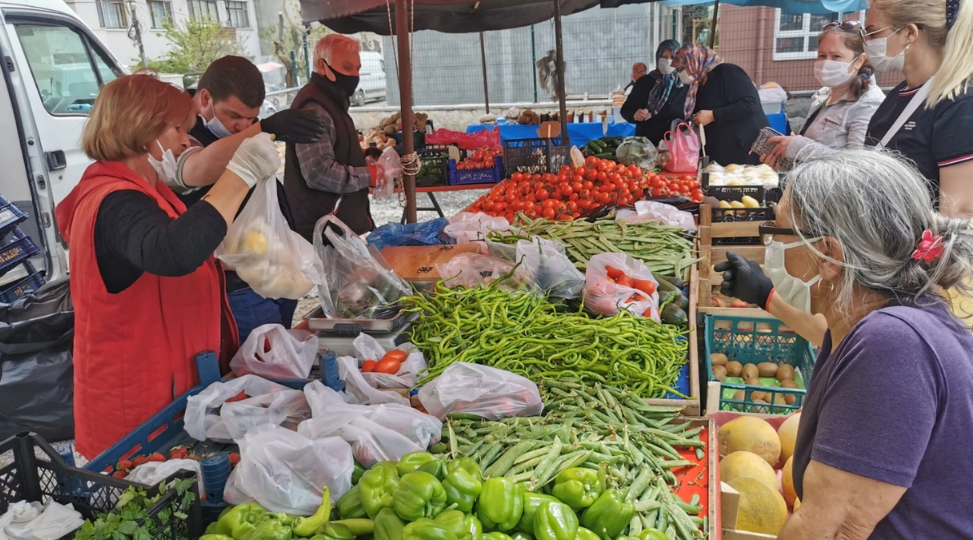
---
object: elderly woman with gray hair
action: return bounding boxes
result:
[719,149,973,539]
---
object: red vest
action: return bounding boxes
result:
[56,161,238,459]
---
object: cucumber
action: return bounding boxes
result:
[587,142,602,155]
[655,275,682,293]
[595,152,616,160]
[588,139,606,152]
[661,304,688,326]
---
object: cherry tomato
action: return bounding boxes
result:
[560,184,574,197]
[542,207,555,219]
[537,189,550,201]
[543,199,556,209]
[582,181,594,190]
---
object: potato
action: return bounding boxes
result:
[777,365,796,382]
[726,361,744,377]
[742,363,760,380]
[757,362,780,378]
[711,353,729,366]
[713,365,727,382]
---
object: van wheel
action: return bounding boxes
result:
[352,90,366,107]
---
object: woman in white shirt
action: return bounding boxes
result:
[761,21,884,166]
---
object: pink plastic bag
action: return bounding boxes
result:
[425,128,500,150]
[663,123,700,173]
[583,253,661,321]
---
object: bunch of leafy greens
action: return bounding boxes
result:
[73,477,196,540]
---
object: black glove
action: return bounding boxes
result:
[261,109,327,144]
[713,251,774,308]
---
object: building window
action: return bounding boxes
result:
[772,10,864,60]
[95,0,127,29]
[148,0,172,29]
[189,0,219,21]
[225,1,249,28]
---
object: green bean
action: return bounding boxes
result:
[484,440,536,478]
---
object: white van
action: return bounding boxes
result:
[0,0,124,282]
[354,51,386,107]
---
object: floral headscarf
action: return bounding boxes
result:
[680,45,723,119]
[647,40,682,115]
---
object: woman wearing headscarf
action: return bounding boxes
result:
[621,40,686,145]
[672,44,768,166]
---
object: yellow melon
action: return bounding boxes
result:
[781,456,797,507]
[793,497,801,511]
[720,451,779,492]
[727,476,788,535]
[718,416,782,466]
[778,413,801,464]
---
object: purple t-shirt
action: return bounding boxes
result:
[793,298,973,539]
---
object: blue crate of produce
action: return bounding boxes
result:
[448,156,504,185]
[0,236,39,277]
[0,201,28,235]
[0,271,46,303]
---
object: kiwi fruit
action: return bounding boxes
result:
[725,361,744,377]
[751,398,770,414]
[742,363,759,380]
[743,376,762,386]
[732,390,746,401]
[757,362,779,378]
[710,353,729,366]
[713,365,727,382]
[777,365,796,382]
[780,379,799,404]
[751,391,770,402]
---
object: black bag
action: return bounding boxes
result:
[0,278,74,441]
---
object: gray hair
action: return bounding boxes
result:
[313,34,361,71]
[785,148,973,312]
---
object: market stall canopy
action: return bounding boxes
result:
[302,0,656,34]
[658,0,867,15]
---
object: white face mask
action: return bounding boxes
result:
[204,103,233,139]
[658,58,675,75]
[814,59,856,88]
[147,140,177,183]
[864,28,906,73]
[764,239,822,313]
[678,70,695,85]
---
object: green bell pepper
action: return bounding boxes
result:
[576,527,600,540]
[331,519,376,536]
[393,471,448,522]
[293,486,332,536]
[239,519,292,540]
[445,458,484,482]
[443,467,483,514]
[484,533,514,540]
[403,519,459,540]
[361,467,401,518]
[397,452,436,477]
[375,507,407,540]
[418,460,447,481]
[637,530,668,540]
[200,536,234,540]
[353,462,368,485]
[434,510,483,540]
[511,532,533,540]
[476,478,524,532]
[265,513,294,526]
[339,485,369,520]
[551,468,603,511]
[533,501,578,540]
[204,522,226,536]
[218,503,266,540]
[517,493,560,534]
[316,523,355,540]
[580,490,634,540]
[374,461,400,471]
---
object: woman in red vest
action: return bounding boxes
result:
[56,74,281,458]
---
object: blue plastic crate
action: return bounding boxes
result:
[0,202,27,235]
[448,156,504,185]
[0,272,45,303]
[0,236,39,277]
[704,314,815,415]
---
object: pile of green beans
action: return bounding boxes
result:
[513,214,696,277]
[401,281,689,397]
[437,379,708,540]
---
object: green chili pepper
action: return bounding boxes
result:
[292,486,331,536]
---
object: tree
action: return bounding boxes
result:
[259,19,329,87]
[145,18,243,74]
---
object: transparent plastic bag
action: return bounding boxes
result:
[583,253,661,321]
[615,137,659,169]
[616,201,696,232]
[229,324,318,379]
[219,179,323,300]
[314,215,412,319]
[516,238,585,299]
[184,375,311,443]
[437,253,527,289]
[336,355,409,406]
[352,333,426,388]
[444,212,510,244]
[418,363,544,420]
[224,424,354,515]
[372,147,403,202]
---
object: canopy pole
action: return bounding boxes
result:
[480,31,490,114]
[708,0,720,49]
[552,0,569,141]
[396,0,417,223]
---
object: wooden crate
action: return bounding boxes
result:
[646,262,701,416]
[698,203,765,311]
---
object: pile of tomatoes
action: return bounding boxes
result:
[455,146,503,170]
[468,156,702,222]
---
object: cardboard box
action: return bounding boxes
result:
[721,481,777,539]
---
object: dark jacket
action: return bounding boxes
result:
[284,74,372,241]
[621,75,688,145]
[689,63,768,166]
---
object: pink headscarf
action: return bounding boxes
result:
[680,45,723,119]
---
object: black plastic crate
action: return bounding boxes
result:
[711,207,775,223]
[0,271,46,303]
[502,137,572,177]
[415,148,449,187]
[0,433,202,539]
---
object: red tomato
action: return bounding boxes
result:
[542,207,555,219]
[567,201,578,213]
[560,184,574,197]
[537,189,550,201]
[373,357,402,374]
[361,360,377,372]
[579,188,592,199]
[582,181,594,190]
[571,181,584,192]
[512,173,523,182]
[569,193,579,202]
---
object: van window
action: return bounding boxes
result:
[14,23,119,115]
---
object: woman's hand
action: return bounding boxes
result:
[692,110,715,127]
[226,133,282,188]
[761,135,794,169]
[634,109,652,122]
[713,251,774,309]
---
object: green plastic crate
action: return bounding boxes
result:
[704,314,816,415]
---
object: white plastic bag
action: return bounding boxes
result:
[125,459,205,495]
[336,355,408,405]
[444,212,510,244]
[223,424,354,515]
[218,179,324,300]
[184,375,311,443]
[616,201,696,232]
[516,237,585,299]
[583,253,661,321]
[353,334,426,388]
[372,147,403,202]
[314,214,412,319]
[436,253,528,289]
[230,324,318,379]
[418,363,544,420]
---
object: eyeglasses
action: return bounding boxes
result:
[864,25,904,38]
[822,20,864,36]
[758,222,807,245]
